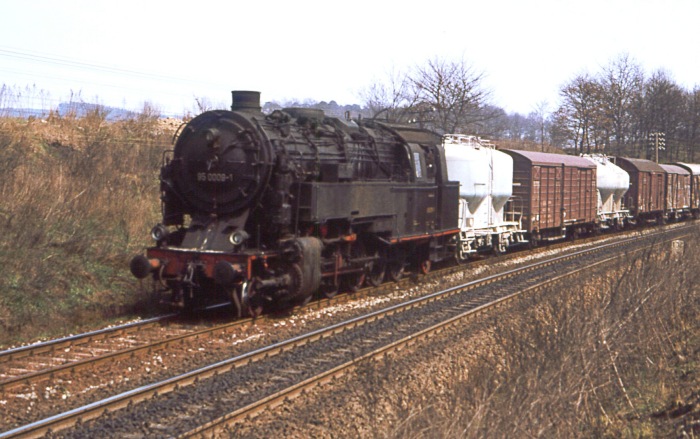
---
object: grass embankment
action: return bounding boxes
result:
[0,109,173,346]
[239,234,700,438]
[371,237,700,437]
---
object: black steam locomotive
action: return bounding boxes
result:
[131,91,459,316]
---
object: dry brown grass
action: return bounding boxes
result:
[235,233,700,438]
[0,105,175,346]
[381,235,700,438]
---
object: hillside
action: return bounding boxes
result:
[0,110,172,345]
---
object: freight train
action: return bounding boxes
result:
[130,90,700,316]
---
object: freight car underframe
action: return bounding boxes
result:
[529,218,599,246]
[454,198,529,260]
[597,209,631,230]
[454,222,528,260]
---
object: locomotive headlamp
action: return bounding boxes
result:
[151,224,169,242]
[229,230,249,246]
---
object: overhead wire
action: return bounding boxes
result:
[0,46,231,115]
[0,47,230,87]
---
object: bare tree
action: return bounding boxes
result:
[407,57,491,134]
[477,105,509,138]
[531,100,550,151]
[358,68,418,122]
[641,70,685,161]
[555,73,603,154]
[682,86,700,162]
[598,53,644,155]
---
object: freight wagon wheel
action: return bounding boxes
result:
[492,236,506,256]
[529,233,540,249]
[454,251,468,265]
[568,229,579,241]
[454,243,469,265]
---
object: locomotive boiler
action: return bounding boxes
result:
[131,91,459,316]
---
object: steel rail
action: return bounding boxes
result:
[0,316,247,393]
[179,229,695,437]
[0,268,400,394]
[0,314,178,364]
[5,226,689,439]
[0,281,393,394]
[0,221,670,392]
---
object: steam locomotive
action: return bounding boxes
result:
[130,91,460,316]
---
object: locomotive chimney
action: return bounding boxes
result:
[231,90,261,112]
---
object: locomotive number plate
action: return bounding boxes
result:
[197,172,234,182]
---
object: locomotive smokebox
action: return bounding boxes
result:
[231,90,261,112]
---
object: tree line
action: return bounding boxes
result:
[550,53,700,162]
[356,54,699,162]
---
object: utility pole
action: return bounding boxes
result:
[649,132,666,163]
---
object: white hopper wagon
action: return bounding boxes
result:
[443,134,526,261]
[581,154,630,229]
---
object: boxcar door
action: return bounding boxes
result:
[651,172,664,212]
[531,166,541,230]
[640,173,649,212]
[555,165,563,228]
[666,173,676,211]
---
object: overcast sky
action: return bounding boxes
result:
[1,0,698,116]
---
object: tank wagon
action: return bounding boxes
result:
[674,162,700,218]
[582,154,630,230]
[502,150,597,245]
[615,157,666,224]
[443,134,526,260]
[131,91,459,316]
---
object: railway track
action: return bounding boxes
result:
[3,223,693,438]
[0,254,454,432]
[0,228,538,400]
[0,314,178,392]
[0,277,411,399]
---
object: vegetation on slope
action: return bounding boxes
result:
[0,107,173,345]
[234,234,700,438]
